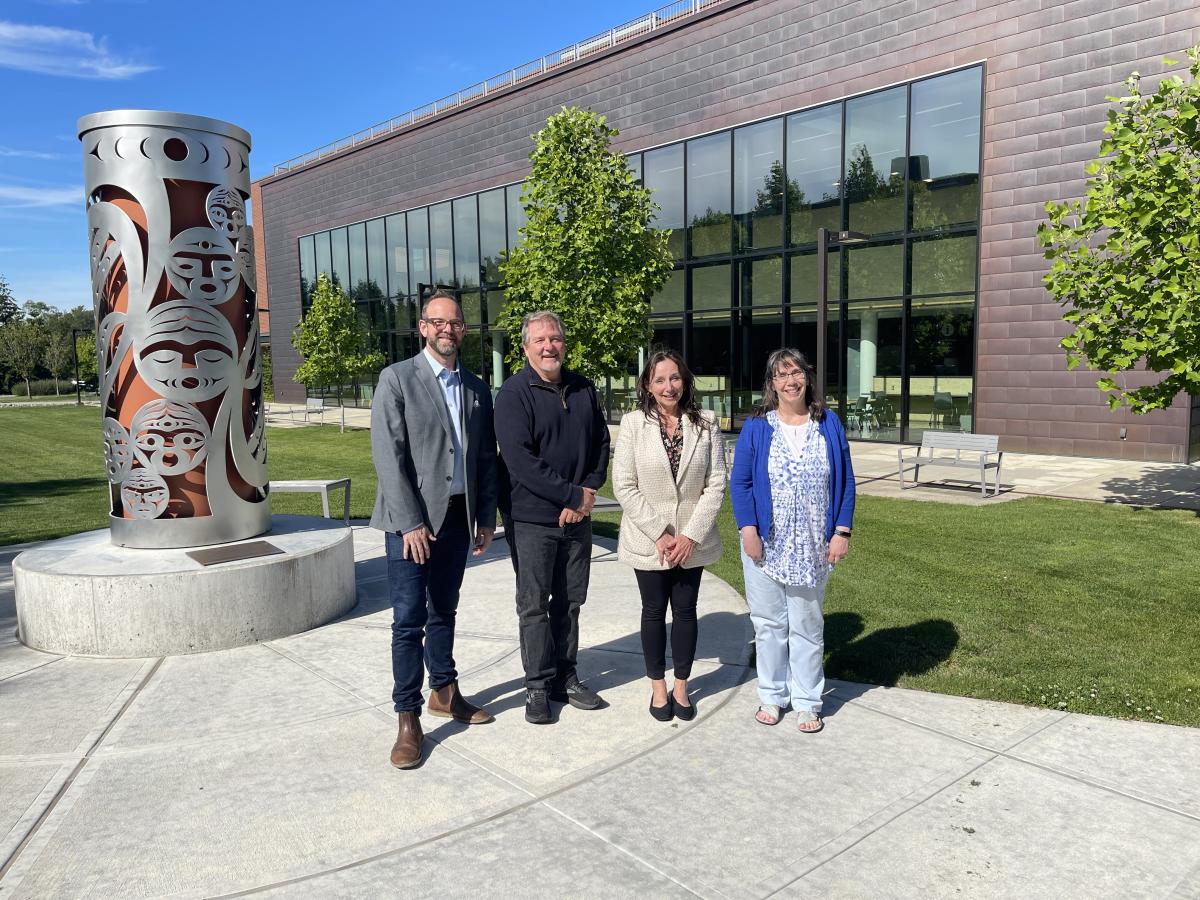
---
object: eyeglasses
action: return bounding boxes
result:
[423,317,466,332]
[772,369,806,384]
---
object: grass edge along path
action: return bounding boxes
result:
[2,405,1198,727]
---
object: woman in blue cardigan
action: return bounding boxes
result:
[730,349,856,733]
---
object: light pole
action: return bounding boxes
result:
[815,228,868,404]
[71,327,91,407]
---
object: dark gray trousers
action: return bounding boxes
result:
[506,516,592,690]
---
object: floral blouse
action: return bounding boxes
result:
[761,411,832,588]
[659,416,684,480]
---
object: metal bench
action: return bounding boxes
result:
[897,432,1003,497]
[271,478,351,523]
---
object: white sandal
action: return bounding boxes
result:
[795,709,824,734]
[755,704,781,726]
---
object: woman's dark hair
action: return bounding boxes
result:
[637,346,708,429]
[754,348,826,421]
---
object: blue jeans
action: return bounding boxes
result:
[741,551,827,713]
[387,497,472,713]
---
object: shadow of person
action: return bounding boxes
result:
[823,618,960,711]
[824,611,865,656]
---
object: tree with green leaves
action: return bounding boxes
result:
[498,106,674,384]
[1039,47,1200,412]
[292,272,384,411]
[0,319,46,397]
[43,328,73,395]
[0,275,18,327]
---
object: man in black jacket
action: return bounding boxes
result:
[495,310,610,724]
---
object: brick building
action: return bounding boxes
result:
[253,0,1200,462]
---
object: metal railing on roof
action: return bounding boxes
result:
[271,0,722,175]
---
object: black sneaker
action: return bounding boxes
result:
[525,688,552,724]
[549,676,603,710]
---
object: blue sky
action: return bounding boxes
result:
[0,0,656,309]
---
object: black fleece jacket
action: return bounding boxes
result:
[494,367,610,526]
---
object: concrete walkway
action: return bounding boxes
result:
[2,528,1199,898]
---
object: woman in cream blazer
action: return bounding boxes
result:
[613,348,727,722]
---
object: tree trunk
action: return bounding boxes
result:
[23,377,31,398]
[54,376,60,396]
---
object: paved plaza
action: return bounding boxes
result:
[2,524,1200,898]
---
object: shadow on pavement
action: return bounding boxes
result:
[1097,467,1200,512]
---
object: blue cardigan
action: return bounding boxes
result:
[730,410,856,541]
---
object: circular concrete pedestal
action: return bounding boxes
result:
[13,515,356,657]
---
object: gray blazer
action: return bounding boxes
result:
[369,353,498,538]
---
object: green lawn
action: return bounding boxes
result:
[3,405,1198,726]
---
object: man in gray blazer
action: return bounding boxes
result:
[370,290,498,769]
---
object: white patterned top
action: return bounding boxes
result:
[761,411,832,587]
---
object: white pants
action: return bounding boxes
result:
[741,552,827,713]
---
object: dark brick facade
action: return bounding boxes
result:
[257,0,1200,461]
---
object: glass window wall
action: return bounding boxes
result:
[788,104,842,245]
[734,119,785,251]
[314,230,331,282]
[430,202,454,288]
[479,188,507,285]
[299,234,316,306]
[845,86,906,235]
[366,218,388,299]
[347,223,369,299]
[907,294,975,440]
[643,144,684,259]
[330,226,349,291]
[910,67,982,231]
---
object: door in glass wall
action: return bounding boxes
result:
[687,132,732,258]
[643,144,684,259]
[907,295,975,440]
[910,67,982,231]
[845,299,902,441]
[787,104,842,246]
[734,119,784,251]
[845,86,907,236]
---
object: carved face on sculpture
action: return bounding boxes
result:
[235,224,256,293]
[131,399,210,475]
[166,227,239,305]
[133,301,239,403]
[102,417,133,483]
[206,186,247,239]
[120,468,170,519]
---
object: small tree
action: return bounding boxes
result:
[498,107,674,384]
[1039,47,1200,412]
[75,332,98,385]
[0,319,46,397]
[292,273,383,425]
[43,328,73,395]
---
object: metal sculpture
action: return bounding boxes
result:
[78,111,269,548]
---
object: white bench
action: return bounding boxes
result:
[271,478,351,523]
[898,432,1004,497]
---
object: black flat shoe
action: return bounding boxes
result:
[649,696,674,722]
[672,693,696,722]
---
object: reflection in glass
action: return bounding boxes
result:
[908,295,975,439]
[626,153,642,182]
[789,250,840,303]
[911,234,977,296]
[687,132,731,257]
[314,230,332,281]
[385,215,410,329]
[787,104,842,245]
[487,288,505,327]
[453,196,479,291]
[846,243,903,299]
[366,218,388,299]
[330,226,349,290]
[789,302,840,405]
[845,299,902,439]
[479,188,506,285]
[739,256,783,308]
[735,119,785,250]
[407,208,430,294]
[506,184,527,251]
[692,263,730,312]
[347,223,370,299]
[430,202,454,287]
[458,327,485,377]
[911,67,982,230]
[736,306,783,424]
[644,144,684,259]
[691,311,731,426]
[651,269,684,314]
[299,235,316,306]
[845,86,906,235]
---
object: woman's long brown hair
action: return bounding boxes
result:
[754,348,826,421]
[636,347,708,429]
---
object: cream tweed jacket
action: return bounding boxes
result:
[612,409,727,570]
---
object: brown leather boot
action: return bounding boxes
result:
[390,711,423,769]
[427,681,494,724]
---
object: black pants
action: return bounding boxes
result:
[635,566,703,680]
[507,516,593,690]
